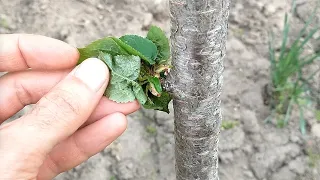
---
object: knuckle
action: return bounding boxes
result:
[46,153,61,175]
[72,135,90,160]
[14,78,33,106]
[28,105,59,130]
[28,88,81,129]
[45,88,81,116]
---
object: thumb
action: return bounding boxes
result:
[11,58,109,154]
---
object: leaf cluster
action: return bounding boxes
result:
[77,26,172,113]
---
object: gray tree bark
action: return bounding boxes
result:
[168,0,230,179]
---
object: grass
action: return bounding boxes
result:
[307,148,320,168]
[267,0,320,134]
[232,27,244,38]
[146,125,157,135]
[0,17,9,29]
[316,110,320,122]
[221,120,239,130]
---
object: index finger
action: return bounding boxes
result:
[0,34,79,72]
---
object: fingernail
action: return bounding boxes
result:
[74,58,108,92]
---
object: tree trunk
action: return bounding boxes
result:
[169,0,230,179]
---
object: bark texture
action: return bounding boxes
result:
[169,0,230,179]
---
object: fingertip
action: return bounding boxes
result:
[107,112,128,135]
[132,100,141,111]
[73,58,109,92]
[80,58,109,78]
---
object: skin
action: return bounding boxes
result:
[0,34,140,180]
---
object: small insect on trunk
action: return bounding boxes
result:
[169,0,230,179]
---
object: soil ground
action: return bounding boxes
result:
[1,0,320,180]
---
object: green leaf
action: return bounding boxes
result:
[112,35,157,65]
[148,77,162,94]
[99,53,147,104]
[78,37,128,64]
[106,73,136,103]
[316,110,320,122]
[143,92,172,113]
[147,26,170,63]
[133,83,147,104]
[99,52,113,69]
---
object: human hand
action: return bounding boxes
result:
[0,34,140,180]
